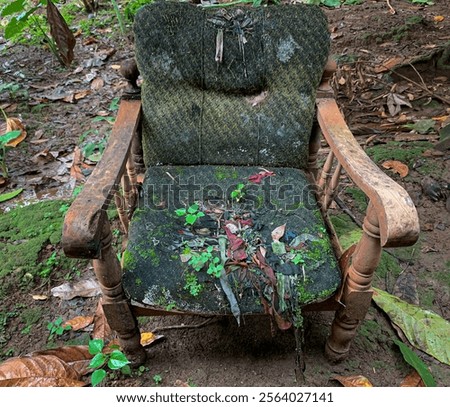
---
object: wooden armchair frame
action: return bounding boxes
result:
[62,60,419,365]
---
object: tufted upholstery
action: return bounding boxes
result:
[134,1,330,168]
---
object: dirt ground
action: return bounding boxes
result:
[0,0,449,387]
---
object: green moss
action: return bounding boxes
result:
[366,141,433,166]
[331,214,363,250]
[345,187,368,212]
[375,252,403,280]
[0,200,79,280]
[214,166,238,181]
[122,249,137,270]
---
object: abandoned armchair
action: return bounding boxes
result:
[62,1,419,366]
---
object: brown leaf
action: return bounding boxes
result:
[0,377,85,386]
[0,355,83,387]
[47,0,76,67]
[381,160,409,178]
[31,345,93,377]
[400,370,425,387]
[4,117,27,147]
[333,375,373,387]
[91,77,104,90]
[50,278,101,300]
[63,315,94,331]
[92,298,113,341]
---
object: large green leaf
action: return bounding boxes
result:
[372,288,450,365]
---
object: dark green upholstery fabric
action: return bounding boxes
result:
[134,2,330,168]
[123,166,340,325]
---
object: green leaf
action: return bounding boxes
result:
[187,203,199,214]
[404,119,436,134]
[196,211,205,218]
[0,188,23,203]
[89,352,107,369]
[107,350,130,370]
[88,338,104,355]
[185,214,197,225]
[393,339,436,387]
[1,0,26,17]
[372,288,450,365]
[175,208,186,216]
[410,0,434,5]
[91,369,107,387]
[0,130,21,148]
[322,0,341,7]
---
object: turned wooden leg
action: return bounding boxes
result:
[325,203,381,362]
[92,222,146,365]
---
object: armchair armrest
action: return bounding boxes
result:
[62,99,142,258]
[316,98,419,248]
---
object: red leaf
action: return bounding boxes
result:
[248,170,275,184]
[255,248,276,286]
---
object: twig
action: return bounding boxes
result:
[334,195,363,228]
[152,317,219,333]
[386,0,396,15]
[408,63,427,89]
[386,67,450,106]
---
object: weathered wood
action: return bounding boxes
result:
[93,223,146,365]
[325,204,381,362]
[62,99,141,258]
[316,98,419,248]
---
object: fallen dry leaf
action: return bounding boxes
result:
[51,277,101,300]
[32,294,48,301]
[2,117,27,147]
[91,77,105,90]
[92,298,113,341]
[0,355,84,387]
[382,160,409,178]
[434,16,445,23]
[141,332,165,347]
[400,370,425,387]
[333,375,373,387]
[63,315,94,331]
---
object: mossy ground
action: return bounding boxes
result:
[0,200,87,297]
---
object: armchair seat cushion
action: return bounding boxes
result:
[122,165,340,326]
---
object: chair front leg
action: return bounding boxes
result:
[325,203,381,362]
[93,222,146,365]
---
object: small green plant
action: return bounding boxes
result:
[153,373,163,385]
[40,251,59,278]
[292,251,305,265]
[88,338,131,387]
[184,272,203,297]
[175,203,205,226]
[47,316,71,341]
[230,183,245,202]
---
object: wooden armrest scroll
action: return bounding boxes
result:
[62,99,142,258]
[316,98,419,248]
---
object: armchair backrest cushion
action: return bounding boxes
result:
[134,1,330,168]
